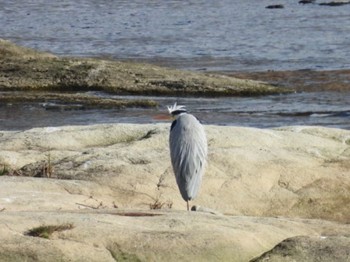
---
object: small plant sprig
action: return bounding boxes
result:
[0,165,9,176]
[149,194,173,210]
[43,149,53,178]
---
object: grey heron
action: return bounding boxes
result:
[167,103,208,211]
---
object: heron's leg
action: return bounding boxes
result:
[187,200,189,211]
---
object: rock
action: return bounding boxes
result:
[0,123,349,261]
[0,124,349,221]
[1,208,349,262]
[251,235,350,261]
[319,1,350,6]
[191,205,223,215]
[226,69,350,92]
[266,4,284,9]
[0,91,158,110]
[0,39,289,96]
[299,0,316,4]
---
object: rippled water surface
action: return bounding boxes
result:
[1,0,350,71]
[1,91,349,130]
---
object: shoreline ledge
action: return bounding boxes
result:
[0,123,349,261]
[0,39,290,96]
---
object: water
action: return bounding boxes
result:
[1,91,349,130]
[0,1,349,130]
[1,0,350,71]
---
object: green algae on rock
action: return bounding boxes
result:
[0,39,290,96]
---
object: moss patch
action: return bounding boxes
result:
[107,243,141,262]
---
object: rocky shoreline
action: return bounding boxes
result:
[2,38,350,112]
[228,69,350,92]
[0,38,296,114]
[0,39,288,99]
[1,39,350,261]
[0,123,349,261]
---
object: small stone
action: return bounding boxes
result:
[266,4,284,9]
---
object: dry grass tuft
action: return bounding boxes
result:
[149,197,173,210]
[25,223,74,239]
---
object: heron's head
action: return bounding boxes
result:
[167,103,187,119]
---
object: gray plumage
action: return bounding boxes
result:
[168,103,207,210]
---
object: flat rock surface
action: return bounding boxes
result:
[0,123,349,261]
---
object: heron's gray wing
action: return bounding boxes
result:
[169,114,207,201]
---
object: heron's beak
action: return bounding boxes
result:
[153,113,173,121]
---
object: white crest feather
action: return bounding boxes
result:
[167,102,186,114]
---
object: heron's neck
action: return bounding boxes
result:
[174,112,187,120]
